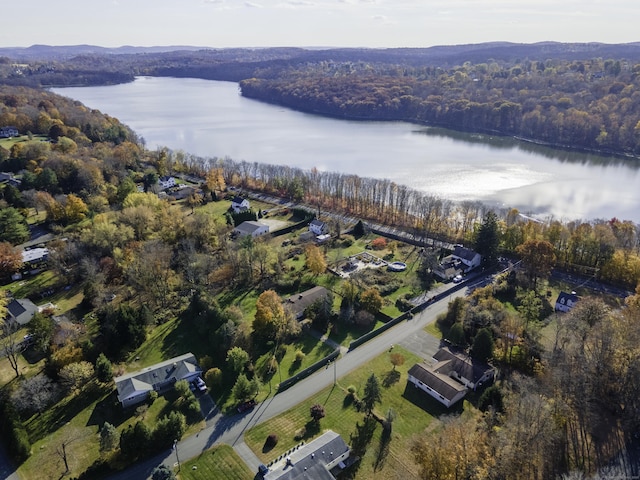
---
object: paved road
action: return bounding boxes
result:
[106,285,469,479]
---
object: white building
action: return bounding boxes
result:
[233,221,269,238]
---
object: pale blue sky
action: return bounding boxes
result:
[2,0,636,48]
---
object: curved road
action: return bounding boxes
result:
[106,284,469,480]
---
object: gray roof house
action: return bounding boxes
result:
[233,220,269,238]
[263,430,352,480]
[407,347,495,408]
[309,219,329,236]
[6,298,38,325]
[114,353,202,408]
[451,245,482,271]
[231,195,250,213]
[285,286,330,320]
[555,291,579,312]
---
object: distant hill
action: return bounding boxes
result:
[0,44,208,60]
[3,41,640,63]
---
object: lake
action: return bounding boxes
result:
[52,77,640,223]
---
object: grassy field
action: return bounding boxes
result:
[177,444,253,480]
[244,347,458,480]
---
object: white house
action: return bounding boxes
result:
[233,221,269,238]
[407,347,495,408]
[158,176,176,190]
[408,363,468,408]
[309,219,329,236]
[21,247,49,265]
[114,353,202,408]
[231,195,250,213]
[451,245,482,272]
[555,291,579,312]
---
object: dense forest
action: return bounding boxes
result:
[3,42,640,156]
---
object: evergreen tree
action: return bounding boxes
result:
[362,373,382,415]
[95,353,113,383]
[474,211,500,267]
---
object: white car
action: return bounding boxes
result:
[453,274,463,283]
[193,377,207,392]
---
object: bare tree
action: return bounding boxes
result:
[1,319,23,378]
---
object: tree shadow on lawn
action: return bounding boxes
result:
[382,369,400,388]
[86,389,129,429]
[27,382,112,442]
[340,416,378,479]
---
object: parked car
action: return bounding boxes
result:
[237,399,256,413]
[193,377,207,392]
[453,274,463,283]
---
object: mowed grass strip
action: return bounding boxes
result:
[245,347,451,479]
[178,444,253,480]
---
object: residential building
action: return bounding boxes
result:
[5,298,38,326]
[158,176,176,189]
[555,291,579,312]
[309,219,329,236]
[451,245,482,271]
[114,353,203,408]
[231,195,250,213]
[285,286,330,320]
[233,221,269,238]
[263,430,352,480]
[0,172,21,187]
[21,247,49,265]
[407,347,495,408]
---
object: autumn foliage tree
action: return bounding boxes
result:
[0,241,22,278]
[253,289,298,342]
[516,239,556,287]
[305,244,327,276]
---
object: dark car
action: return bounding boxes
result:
[258,464,269,476]
[237,399,256,413]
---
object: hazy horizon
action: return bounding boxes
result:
[2,1,636,49]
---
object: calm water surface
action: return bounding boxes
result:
[53,77,640,222]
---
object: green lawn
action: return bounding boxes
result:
[17,379,206,480]
[177,444,253,480]
[245,347,456,479]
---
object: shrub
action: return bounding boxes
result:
[204,367,223,388]
[370,237,387,250]
[265,434,278,449]
[478,385,504,413]
[294,350,305,363]
[395,297,413,312]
